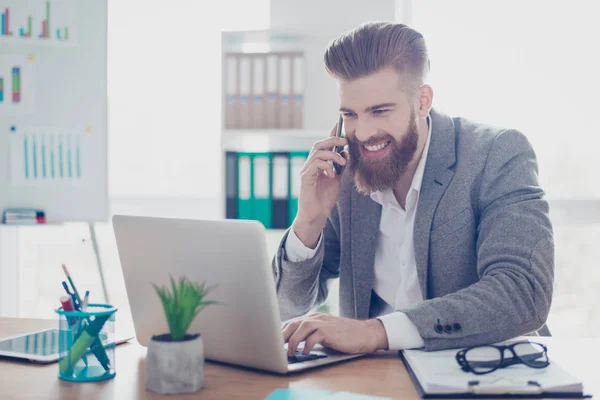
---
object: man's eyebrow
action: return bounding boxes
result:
[365,103,396,113]
[339,103,397,113]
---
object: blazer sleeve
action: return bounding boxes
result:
[272,204,342,321]
[400,129,555,351]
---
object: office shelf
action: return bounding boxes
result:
[221,129,325,152]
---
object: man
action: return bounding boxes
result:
[272,22,554,355]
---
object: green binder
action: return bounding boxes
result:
[252,152,272,229]
[288,151,309,226]
[237,153,253,221]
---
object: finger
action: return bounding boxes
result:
[281,316,302,331]
[307,312,330,320]
[303,331,325,355]
[308,311,329,319]
[288,321,318,356]
[341,149,350,162]
[282,320,302,344]
[301,160,336,183]
[302,150,346,173]
[281,319,293,337]
[307,312,324,317]
[311,136,347,153]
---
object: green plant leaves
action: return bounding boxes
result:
[152,275,218,341]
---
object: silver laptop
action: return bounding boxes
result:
[112,215,364,374]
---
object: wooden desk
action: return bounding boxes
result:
[0,318,596,400]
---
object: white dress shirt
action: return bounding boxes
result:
[285,117,432,350]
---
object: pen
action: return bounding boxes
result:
[70,297,110,373]
[60,295,88,366]
[61,264,82,306]
[61,281,71,296]
[62,281,79,310]
[82,291,89,310]
[59,295,76,326]
[59,314,111,374]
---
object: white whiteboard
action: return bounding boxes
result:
[0,0,107,223]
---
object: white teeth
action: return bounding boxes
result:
[364,141,390,152]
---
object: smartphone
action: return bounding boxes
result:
[332,115,345,175]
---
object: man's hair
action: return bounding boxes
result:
[324,21,430,93]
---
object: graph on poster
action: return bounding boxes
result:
[8,125,86,185]
[0,54,35,114]
[0,1,106,222]
[0,0,76,46]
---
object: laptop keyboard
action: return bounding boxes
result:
[287,351,328,364]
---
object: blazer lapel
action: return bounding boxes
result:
[350,189,382,319]
[414,108,457,299]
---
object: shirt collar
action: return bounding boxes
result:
[370,115,432,207]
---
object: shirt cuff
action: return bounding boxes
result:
[377,312,425,351]
[284,229,323,262]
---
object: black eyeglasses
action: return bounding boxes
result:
[455,341,550,375]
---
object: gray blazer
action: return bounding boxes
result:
[272,108,554,351]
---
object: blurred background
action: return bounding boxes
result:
[1,0,598,339]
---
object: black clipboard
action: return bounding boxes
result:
[398,351,592,399]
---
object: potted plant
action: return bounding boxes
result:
[145,276,218,395]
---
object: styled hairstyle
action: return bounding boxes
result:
[324,21,430,93]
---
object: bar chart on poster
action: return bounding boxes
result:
[0,0,77,46]
[0,0,106,223]
[8,125,87,185]
[0,54,35,114]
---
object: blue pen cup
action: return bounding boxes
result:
[55,303,118,382]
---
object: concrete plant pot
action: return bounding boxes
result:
[145,333,204,395]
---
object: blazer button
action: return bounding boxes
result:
[453,323,462,331]
[444,324,453,333]
[435,324,444,334]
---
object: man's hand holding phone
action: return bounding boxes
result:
[291,119,348,249]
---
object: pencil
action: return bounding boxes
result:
[61,264,82,305]
[82,290,89,310]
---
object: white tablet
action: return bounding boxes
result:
[0,328,132,363]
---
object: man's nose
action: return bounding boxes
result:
[354,118,378,143]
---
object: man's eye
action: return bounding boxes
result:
[343,113,356,118]
[373,109,389,115]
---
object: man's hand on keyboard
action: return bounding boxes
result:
[282,312,389,356]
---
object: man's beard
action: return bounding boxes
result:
[347,113,420,195]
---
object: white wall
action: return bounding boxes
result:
[0,227,19,317]
[108,0,269,200]
[270,0,396,35]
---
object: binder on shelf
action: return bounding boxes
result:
[224,54,239,129]
[251,55,266,129]
[288,151,309,226]
[253,153,272,229]
[292,53,304,129]
[238,55,252,129]
[271,152,290,229]
[225,152,238,219]
[266,53,279,129]
[278,54,293,129]
[237,153,253,221]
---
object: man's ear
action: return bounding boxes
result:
[417,84,433,117]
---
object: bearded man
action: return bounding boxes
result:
[272,21,554,355]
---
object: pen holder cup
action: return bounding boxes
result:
[55,304,118,382]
